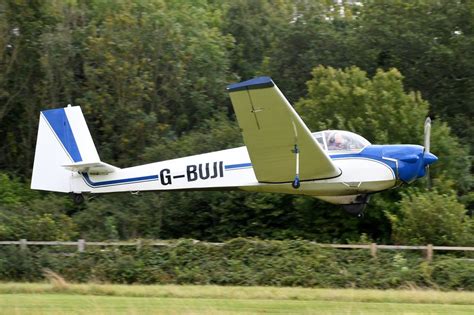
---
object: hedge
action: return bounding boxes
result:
[0,238,473,290]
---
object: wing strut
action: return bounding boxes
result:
[292,144,300,188]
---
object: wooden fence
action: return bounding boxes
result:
[1,239,473,262]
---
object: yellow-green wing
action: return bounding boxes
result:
[228,77,340,183]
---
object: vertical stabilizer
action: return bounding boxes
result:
[31,106,100,192]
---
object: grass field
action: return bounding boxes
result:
[0,282,473,314]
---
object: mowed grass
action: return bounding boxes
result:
[0,283,473,314]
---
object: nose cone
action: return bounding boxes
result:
[423,152,438,166]
[417,151,438,178]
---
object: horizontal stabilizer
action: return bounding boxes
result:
[62,161,119,174]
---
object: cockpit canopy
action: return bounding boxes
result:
[312,130,371,153]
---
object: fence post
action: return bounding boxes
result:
[136,239,142,250]
[370,243,377,258]
[426,244,433,262]
[19,239,27,251]
[78,239,85,252]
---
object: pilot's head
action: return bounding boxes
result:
[334,133,345,146]
[329,132,347,149]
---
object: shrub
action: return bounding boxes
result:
[0,238,472,290]
[388,189,473,246]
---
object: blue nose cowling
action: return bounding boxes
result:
[381,145,438,183]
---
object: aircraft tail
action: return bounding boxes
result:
[31,105,107,193]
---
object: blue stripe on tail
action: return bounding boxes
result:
[42,108,83,162]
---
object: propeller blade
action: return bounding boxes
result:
[424,117,431,153]
[426,164,431,189]
[424,117,433,189]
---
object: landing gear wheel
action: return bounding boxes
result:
[342,194,371,216]
[72,193,85,205]
[342,203,367,216]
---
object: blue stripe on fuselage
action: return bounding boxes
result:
[81,173,159,188]
[42,108,82,162]
[225,163,253,170]
[222,148,397,176]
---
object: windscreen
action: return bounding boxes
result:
[312,130,370,152]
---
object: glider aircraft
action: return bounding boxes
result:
[31,77,437,215]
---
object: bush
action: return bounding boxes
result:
[388,189,473,246]
[0,238,472,290]
[431,258,474,290]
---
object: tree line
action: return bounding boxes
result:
[0,0,472,244]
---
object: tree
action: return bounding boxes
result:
[72,0,232,166]
[0,0,471,244]
[296,66,471,192]
[388,189,473,246]
[0,0,59,176]
[296,66,428,144]
[294,65,471,241]
[0,172,77,241]
[221,0,293,79]
[262,0,357,103]
[353,0,474,152]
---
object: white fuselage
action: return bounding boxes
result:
[71,146,396,204]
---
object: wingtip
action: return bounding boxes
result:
[227,76,274,92]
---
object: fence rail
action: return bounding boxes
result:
[1,239,473,262]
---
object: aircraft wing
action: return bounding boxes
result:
[227,77,341,183]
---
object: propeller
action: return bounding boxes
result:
[424,117,431,154]
[424,117,432,188]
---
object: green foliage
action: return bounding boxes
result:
[294,66,471,242]
[0,239,473,290]
[221,0,293,79]
[430,258,474,291]
[141,114,242,162]
[293,67,410,240]
[0,0,59,174]
[0,0,472,246]
[0,173,37,205]
[352,0,474,152]
[72,193,163,241]
[429,122,472,193]
[388,189,473,246]
[0,203,78,241]
[262,0,356,102]
[0,247,42,281]
[0,172,77,241]
[73,0,233,166]
[296,66,428,144]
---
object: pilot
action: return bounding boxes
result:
[328,132,348,150]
